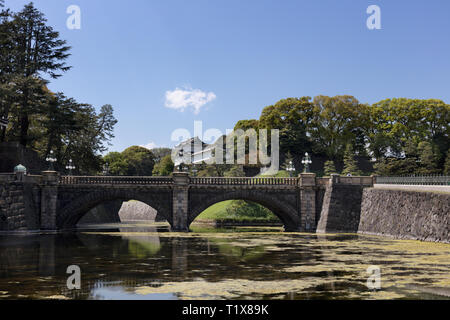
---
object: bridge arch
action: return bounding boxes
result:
[188,189,301,231]
[56,188,172,229]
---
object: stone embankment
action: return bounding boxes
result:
[358,188,449,243]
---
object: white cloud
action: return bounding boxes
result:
[141,141,159,150]
[165,87,216,114]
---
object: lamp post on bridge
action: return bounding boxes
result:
[178,149,185,172]
[65,159,75,176]
[286,160,295,177]
[102,162,110,176]
[301,152,312,173]
[45,150,57,171]
[0,115,8,130]
[191,165,198,177]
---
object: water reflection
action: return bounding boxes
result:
[0,222,449,300]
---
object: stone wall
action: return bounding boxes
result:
[78,200,164,224]
[0,142,46,174]
[315,187,325,225]
[316,184,365,233]
[0,182,39,231]
[77,200,123,224]
[0,182,26,231]
[359,188,449,243]
[119,201,160,221]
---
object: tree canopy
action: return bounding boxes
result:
[233,95,449,176]
[104,146,155,176]
[0,2,117,174]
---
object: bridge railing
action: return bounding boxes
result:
[190,177,299,186]
[0,173,14,182]
[338,176,374,186]
[59,176,173,185]
[375,175,450,186]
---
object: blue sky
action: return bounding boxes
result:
[5,0,450,152]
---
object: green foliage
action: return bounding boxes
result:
[374,158,419,176]
[0,2,116,174]
[323,160,337,176]
[444,150,450,175]
[417,141,438,174]
[196,200,278,222]
[151,148,172,163]
[234,95,449,176]
[234,119,259,131]
[342,144,361,176]
[197,165,221,177]
[259,97,313,168]
[152,154,174,176]
[311,95,367,161]
[226,200,276,220]
[0,3,71,146]
[104,146,155,176]
[103,152,128,175]
[224,165,245,177]
[121,146,155,176]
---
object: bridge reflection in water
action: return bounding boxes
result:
[0,222,449,300]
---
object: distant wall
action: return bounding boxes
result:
[119,201,161,221]
[77,200,123,225]
[78,200,164,224]
[359,189,449,243]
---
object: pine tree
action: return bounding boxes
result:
[1,3,71,146]
[342,144,360,176]
[323,160,337,176]
[417,141,438,174]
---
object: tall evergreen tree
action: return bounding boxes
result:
[342,144,360,176]
[323,160,337,176]
[417,141,438,174]
[1,3,71,146]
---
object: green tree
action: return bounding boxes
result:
[1,3,71,146]
[367,98,449,161]
[59,103,116,174]
[150,147,172,163]
[103,152,128,175]
[259,97,314,168]
[417,141,438,174]
[342,144,361,176]
[374,158,419,176]
[226,200,275,220]
[224,165,245,177]
[311,95,366,162]
[197,165,221,177]
[323,160,337,176]
[121,146,155,176]
[152,154,174,176]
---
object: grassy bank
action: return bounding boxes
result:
[195,200,280,224]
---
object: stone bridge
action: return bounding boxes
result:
[0,171,374,233]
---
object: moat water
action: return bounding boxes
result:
[0,221,449,300]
